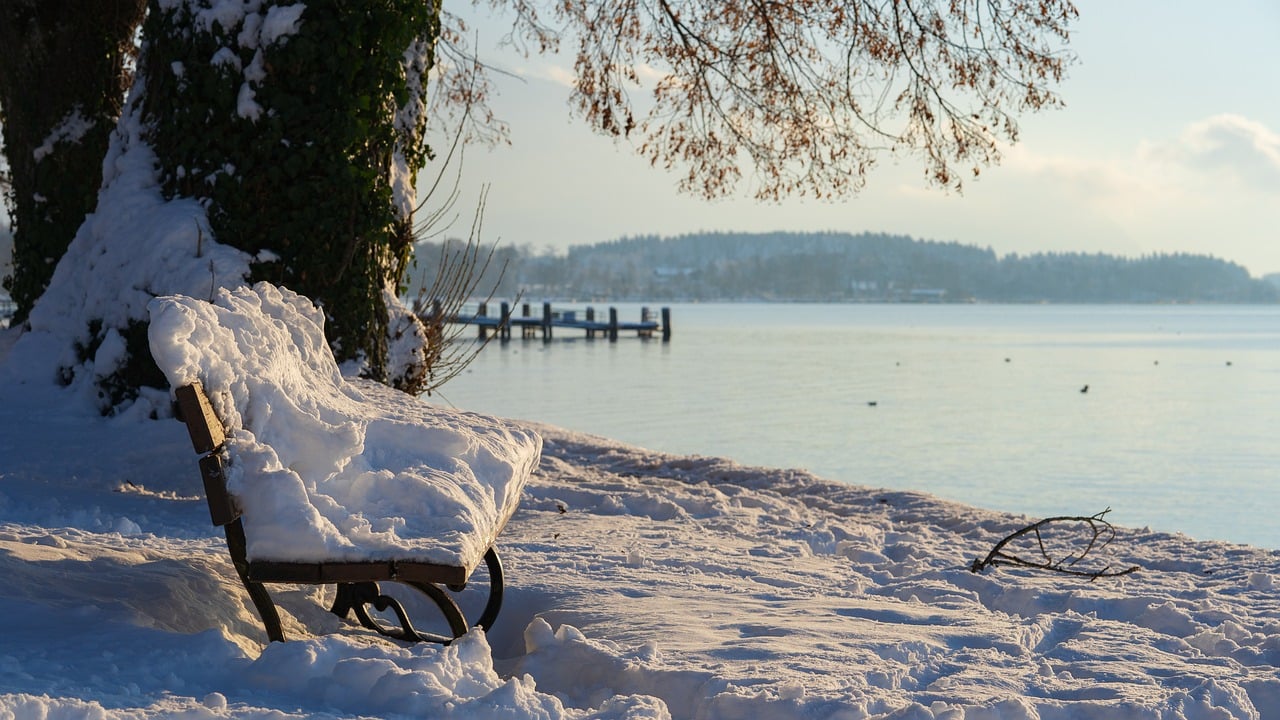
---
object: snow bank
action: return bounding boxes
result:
[147,283,540,567]
[5,58,252,407]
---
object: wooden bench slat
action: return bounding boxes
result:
[199,450,241,526]
[176,382,225,454]
[245,562,385,584]
[244,560,468,587]
[391,562,469,588]
[230,549,477,588]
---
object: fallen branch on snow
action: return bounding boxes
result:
[970,508,1140,580]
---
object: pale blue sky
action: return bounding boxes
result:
[426,1,1280,276]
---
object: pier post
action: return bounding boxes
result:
[499,301,511,342]
[608,307,619,342]
[640,307,652,339]
[522,303,533,339]
[662,307,671,342]
[586,307,596,339]
[476,302,488,339]
[542,302,553,342]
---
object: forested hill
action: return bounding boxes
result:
[412,231,1279,304]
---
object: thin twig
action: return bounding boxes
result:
[411,186,514,396]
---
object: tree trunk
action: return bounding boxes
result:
[136,0,438,393]
[0,0,146,324]
[4,0,440,411]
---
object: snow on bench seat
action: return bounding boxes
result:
[147,282,540,573]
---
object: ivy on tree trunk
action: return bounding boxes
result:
[140,0,438,386]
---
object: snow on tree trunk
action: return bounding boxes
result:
[16,0,439,412]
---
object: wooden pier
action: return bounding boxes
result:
[430,301,671,342]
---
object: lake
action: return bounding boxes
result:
[436,303,1280,549]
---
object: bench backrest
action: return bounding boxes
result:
[175,382,240,527]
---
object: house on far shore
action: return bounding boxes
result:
[908,288,947,302]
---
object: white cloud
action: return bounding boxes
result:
[633,63,665,86]
[543,63,576,89]
[500,60,574,87]
[875,116,1280,273]
[990,115,1280,218]
[1141,114,1280,191]
[529,61,662,91]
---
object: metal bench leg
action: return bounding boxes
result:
[442,546,505,631]
[224,521,284,642]
[475,547,504,632]
[331,581,467,644]
[401,581,469,641]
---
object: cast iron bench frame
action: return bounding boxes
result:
[175,381,505,644]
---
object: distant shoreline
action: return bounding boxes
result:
[410,231,1280,306]
[518,296,1279,306]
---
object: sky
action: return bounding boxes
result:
[2,2,1275,283]
[429,0,1280,277]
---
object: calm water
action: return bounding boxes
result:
[438,303,1280,549]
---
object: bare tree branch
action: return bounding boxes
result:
[411,196,513,396]
[455,0,1077,199]
[970,508,1140,580]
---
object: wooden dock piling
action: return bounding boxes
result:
[427,302,671,344]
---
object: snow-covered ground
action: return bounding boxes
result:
[3,310,1280,719]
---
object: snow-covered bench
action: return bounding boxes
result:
[148,283,541,643]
